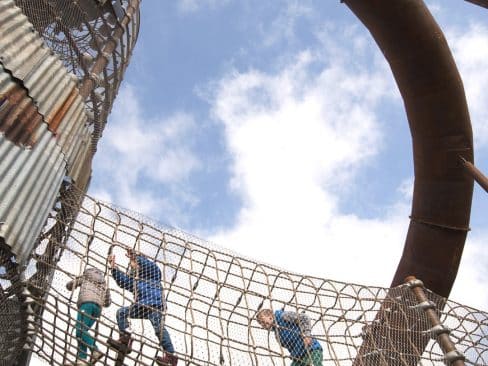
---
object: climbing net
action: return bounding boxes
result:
[16,187,488,366]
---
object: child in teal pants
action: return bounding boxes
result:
[75,302,102,361]
[66,267,111,366]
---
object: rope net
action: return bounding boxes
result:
[7,186,485,366]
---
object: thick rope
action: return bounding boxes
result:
[13,187,486,366]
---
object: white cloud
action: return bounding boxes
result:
[452,231,488,310]
[177,0,230,14]
[205,23,488,312]
[89,0,487,312]
[90,85,201,221]
[442,21,488,310]
[447,23,488,148]
[259,1,313,47]
[425,1,442,16]
[397,177,414,201]
[17,5,488,366]
[206,28,407,286]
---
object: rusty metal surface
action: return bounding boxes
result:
[0,0,92,263]
[0,0,93,164]
[0,73,43,147]
[460,156,488,193]
[58,99,92,183]
[0,0,140,263]
[14,0,141,153]
[0,1,140,364]
[0,131,66,262]
[343,0,474,364]
[405,276,466,366]
[344,0,473,300]
[0,2,77,130]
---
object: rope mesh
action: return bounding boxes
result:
[1,3,487,365]
[0,240,25,366]
[15,186,487,366]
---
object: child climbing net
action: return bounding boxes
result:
[106,248,178,366]
[19,191,488,366]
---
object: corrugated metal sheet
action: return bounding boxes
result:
[0,78,43,147]
[12,0,141,156]
[0,0,92,263]
[58,96,93,182]
[0,0,91,169]
[0,0,140,263]
[0,131,66,262]
[0,0,80,133]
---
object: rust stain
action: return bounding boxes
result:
[0,80,80,147]
[47,86,79,134]
[0,84,44,147]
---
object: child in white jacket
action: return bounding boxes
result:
[66,267,111,366]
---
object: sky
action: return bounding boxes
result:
[87,0,488,310]
[29,1,488,365]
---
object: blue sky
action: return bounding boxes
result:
[88,0,488,310]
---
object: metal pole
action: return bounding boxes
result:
[75,0,141,190]
[459,156,488,193]
[405,276,466,366]
[79,0,140,99]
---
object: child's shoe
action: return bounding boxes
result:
[91,349,104,363]
[107,331,133,353]
[156,352,178,366]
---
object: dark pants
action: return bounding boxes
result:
[116,304,174,353]
[75,302,101,359]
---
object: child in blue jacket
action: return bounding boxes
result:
[257,308,323,366]
[107,248,177,366]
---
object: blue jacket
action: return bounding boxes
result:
[273,310,322,358]
[112,255,164,308]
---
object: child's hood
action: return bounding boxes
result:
[83,267,105,283]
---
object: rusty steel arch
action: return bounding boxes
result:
[343,0,474,299]
[344,1,476,365]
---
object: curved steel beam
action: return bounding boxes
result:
[343,0,474,297]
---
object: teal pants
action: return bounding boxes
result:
[75,302,101,359]
[291,349,323,366]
